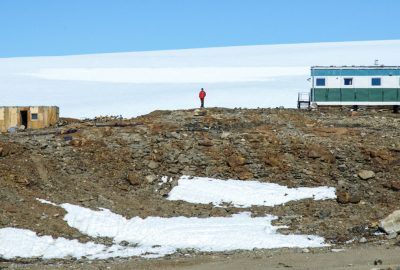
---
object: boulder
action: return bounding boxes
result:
[336,191,361,204]
[126,173,141,186]
[145,174,157,183]
[7,126,17,133]
[390,181,400,191]
[336,191,351,204]
[198,140,213,147]
[358,170,375,180]
[194,109,207,116]
[227,154,246,167]
[70,138,87,147]
[147,160,159,169]
[221,132,231,139]
[307,146,335,163]
[380,210,400,234]
[307,149,321,159]
[237,170,254,180]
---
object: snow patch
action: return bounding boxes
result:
[0,200,329,260]
[60,204,327,251]
[36,198,58,206]
[168,176,336,207]
[0,228,174,260]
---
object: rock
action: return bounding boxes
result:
[390,181,400,191]
[386,232,397,239]
[126,173,141,185]
[159,189,169,197]
[336,191,351,204]
[358,170,375,180]
[373,259,383,265]
[349,194,361,204]
[198,140,213,147]
[307,149,321,159]
[15,176,31,186]
[336,190,361,204]
[380,210,400,234]
[237,170,254,180]
[97,195,114,208]
[318,209,331,219]
[227,154,246,167]
[177,154,190,164]
[145,174,157,183]
[221,132,231,139]
[338,164,346,172]
[358,237,367,243]
[307,146,335,163]
[147,160,159,169]
[7,126,17,133]
[70,138,87,147]
[350,111,359,117]
[63,135,73,141]
[194,109,207,116]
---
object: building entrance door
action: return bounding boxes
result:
[20,110,28,129]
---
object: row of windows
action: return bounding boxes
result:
[316,77,382,86]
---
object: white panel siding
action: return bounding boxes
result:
[315,76,400,88]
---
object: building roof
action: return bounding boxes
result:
[311,66,400,76]
[311,65,400,70]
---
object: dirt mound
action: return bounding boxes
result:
[1,108,400,253]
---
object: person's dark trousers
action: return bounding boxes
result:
[200,98,204,108]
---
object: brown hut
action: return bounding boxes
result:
[0,106,59,132]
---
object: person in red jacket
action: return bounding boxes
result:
[199,88,206,108]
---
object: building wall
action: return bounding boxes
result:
[314,76,400,89]
[0,106,59,132]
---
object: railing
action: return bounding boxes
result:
[297,92,310,109]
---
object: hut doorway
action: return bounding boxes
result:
[20,110,28,128]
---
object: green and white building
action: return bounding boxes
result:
[310,66,400,107]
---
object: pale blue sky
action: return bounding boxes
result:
[1,0,399,57]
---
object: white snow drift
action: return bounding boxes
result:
[1,40,399,118]
[61,204,326,251]
[168,176,336,207]
[0,228,174,260]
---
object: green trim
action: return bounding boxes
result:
[312,88,400,102]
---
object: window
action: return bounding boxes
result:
[371,78,381,86]
[31,113,38,120]
[344,78,353,86]
[316,78,325,86]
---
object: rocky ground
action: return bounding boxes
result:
[1,107,400,269]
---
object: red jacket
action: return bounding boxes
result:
[199,90,206,99]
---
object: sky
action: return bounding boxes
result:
[1,0,400,57]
